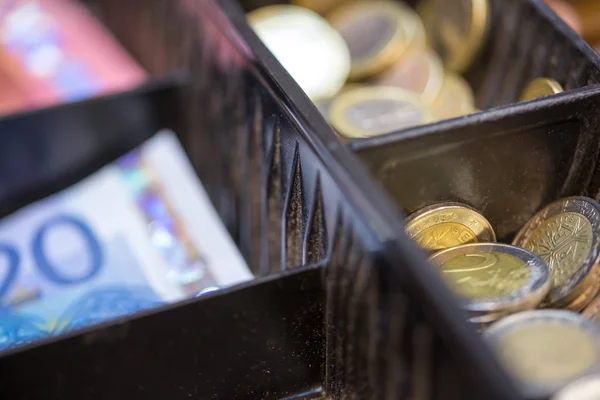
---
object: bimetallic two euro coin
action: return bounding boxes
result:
[328,1,418,80]
[513,197,600,310]
[432,71,476,119]
[405,202,495,253]
[484,310,600,399]
[328,86,435,139]
[247,5,350,101]
[429,243,551,316]
[422,0,489,73]
[397,2,427,50]
[520,77,564,101]
[553,375,600,400]
[314,84,364,119]
[374,46,444,104]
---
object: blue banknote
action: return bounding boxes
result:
[0,130,252,350]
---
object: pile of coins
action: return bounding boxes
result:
[406,197,600,398]
[248,0,565,140]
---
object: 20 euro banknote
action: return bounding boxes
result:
[0,130,252,350]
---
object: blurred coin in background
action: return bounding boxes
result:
[292,0,348,15]
[485,310,600,399]
[374,46,444,104]
[545,0,583,35]
[328,1,414,80]
[553,375,600,400]
[432,71,476,119]
[583,292,600,323]
[328,86,435,139]
[568,0,600,43]
[248,5,350,100]
[422,0,489,73]
[314,83,363,118]
[405,202,496,253]
[520,77,564,101]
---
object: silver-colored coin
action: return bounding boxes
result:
[553,375,600,400]
[248,5,350,101]
[484,310,600,399]
[328,86,434,139]
[513,197,600,310]
[429,243,551,315]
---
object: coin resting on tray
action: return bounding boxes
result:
[407,196,600,397]
[248,0,568,140]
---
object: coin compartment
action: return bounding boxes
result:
[353,86,600,241]
[241,0,600,139]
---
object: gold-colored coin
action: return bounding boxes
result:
[520,77,564,102]
[291,0,348,15]
[314,84,364,118]
[328,1,420,80]
[513,197,600,310]
[569,0,600,43]
[374,46,444,104]
[421,0,489,73]
[405,202,496,253]
[431,71,476,119]
[583,293,600,324]
[545,0,583,36]
[248,5,351,101]
[485,310,600,399]
[553,375,600,400]
[328,86,435,139]
[429,243,550,316]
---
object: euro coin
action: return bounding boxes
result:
[484,310,600,399]
[545,0,583,36]
[513,197,600,310]
[328,86,435,139]
[553,375,600,400]
[583,293,600,324]
[520,77,564,101]
[405,202,496,253]
[429,243,551,316]
[422,0,489,73]
[328,1,419,80]
[432,71,476,119]
[248,5,350,101]
[291,0,348,15]
[374,46,444,104]
[314,84,364,119]
[569,0,600,43]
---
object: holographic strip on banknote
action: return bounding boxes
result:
[0,130,251,350]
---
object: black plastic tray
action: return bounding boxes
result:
[239,0,600,399]
[1,0,596,399]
